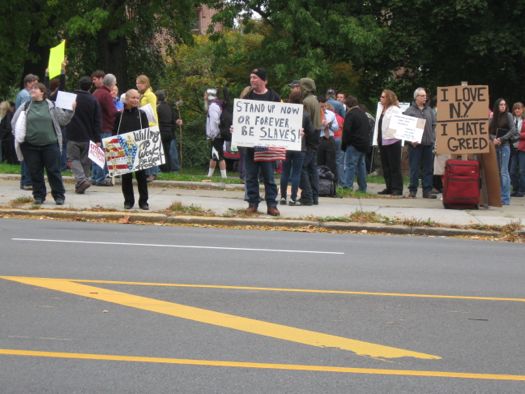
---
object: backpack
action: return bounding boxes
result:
[219,104,233,141]
[317,165,337,197]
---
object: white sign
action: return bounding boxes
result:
[231,99,303,151]
[372,102,410,146]
[140,103,156,125]
[55,91,77,111]
[88,140,106,169]
[391,113,426,143]
[102,127,165,176]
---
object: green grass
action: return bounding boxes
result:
[0,163,405,187]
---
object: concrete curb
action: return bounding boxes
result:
[0,208,508,238]
[0,174,245,191]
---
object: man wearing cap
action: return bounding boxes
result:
[15,73,39,190]
[326,89,346,185]
[298,78,322,205]
[326,89,346,118]
[242,68,281,216]
[205,88,227,179]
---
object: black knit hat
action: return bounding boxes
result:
[251,68,267,81]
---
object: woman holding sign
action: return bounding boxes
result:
[377,89,403,196]
[11,82,75,205]
[489,98,518,205]
[114,89,150,210]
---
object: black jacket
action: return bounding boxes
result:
[65,90,102,142]
[114,106,149,134]
[157,101,177,140]
[342,106,370,153]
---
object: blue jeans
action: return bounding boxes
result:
[145,165,160,177]
[518,151,525,193]
[169,139,180,171]
[20,142,65,202]
[245,147,277,207]
[20,160,32,187]
[92,132,111,183]
[408,144,434,193]
[280,150,305,201]
[334,138,344,185]
[509,147,519,192]
[496,144,511,204]
[343,145,367,192]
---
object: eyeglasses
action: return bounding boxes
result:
[417,94,427,97]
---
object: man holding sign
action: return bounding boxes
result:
[404,87,437,199]
[64,76,101,194]
[235,68,282,216]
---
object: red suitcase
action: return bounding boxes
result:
[442,159,480,209]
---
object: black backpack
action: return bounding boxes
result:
[317,165,337,197]
[219,104,233,141]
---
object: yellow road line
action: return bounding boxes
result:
[61,278,525,303]
[0,348,523,381]
[0,276,439,360]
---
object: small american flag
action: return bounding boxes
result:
[253,146,286,162]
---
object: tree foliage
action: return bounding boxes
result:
[205,0,525,105]
[0,0,197,97]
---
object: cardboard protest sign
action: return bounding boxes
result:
[391,113,426,143]
[102,127,164,176]
[436,85,490,154]
[231,99,303,151]
[88,140,106,169]
[48,40,65,80]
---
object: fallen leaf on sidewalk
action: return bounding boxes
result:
[118,216,130,224]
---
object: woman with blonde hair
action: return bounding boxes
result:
[136,74,159,181]
[377,89,403,195]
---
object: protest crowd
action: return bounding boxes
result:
[1,66,523,215]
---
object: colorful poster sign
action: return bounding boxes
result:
[102,127,164,176]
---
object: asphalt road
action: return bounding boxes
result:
[0,218,524,393]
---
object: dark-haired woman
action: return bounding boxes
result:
[11,82,75,205]
[489,98,518,205]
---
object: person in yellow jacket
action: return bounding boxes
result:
[136,74,160,181]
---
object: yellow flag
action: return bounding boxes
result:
[48,40,66,80]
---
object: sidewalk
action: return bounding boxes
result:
[1,174,524,233]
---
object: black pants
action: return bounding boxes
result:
[160,136,172,172]
[379,141,403,193]
[21,142,65,201]
[300,149,319,203]
[317,137,337,181]
[121,169,148,206]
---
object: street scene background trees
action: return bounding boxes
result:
[2,0,525,167]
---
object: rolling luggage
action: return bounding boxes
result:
[442,159,480,209]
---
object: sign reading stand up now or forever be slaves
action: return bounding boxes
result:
[231,99,303,151]
[436,85,490,154]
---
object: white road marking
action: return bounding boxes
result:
[12,238,344,255]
